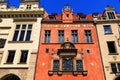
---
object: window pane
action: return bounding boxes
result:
[58,30,64,43]
[22,25,26,29]
[118,63,120,72]
[19,31,25,41]
[104,26,111,34]
[13,31,19,41]
[107,42,116,53]
[76,60,83,71]
[107,12,116,19]
[85,30,92,43]
[16,25,20,29]
[7,51,15,63]
[26,31,31,41]
[28,24,32,29]
[44,30,51,43]
[53,60,59,71]
[71,30,78,43]
[62,57,73,71]
[111,63,117,73]
[20,51,28,63]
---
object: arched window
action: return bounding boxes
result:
[1,74,20,80]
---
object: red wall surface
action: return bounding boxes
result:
[35,23,105,80]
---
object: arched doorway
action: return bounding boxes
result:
[115,76,120,80]
[1,74,20,80]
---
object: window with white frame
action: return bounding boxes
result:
[104,25,112,34]
[85,30,92,43]
[13,24,32,41]
[107,11,116,19]
[44,30,51,43]
[26,4,31,9]
[110,63,120,73]
[20,50,28,63]
[58,30,64,43]
[71,30,78,43]
[6,51,16,63]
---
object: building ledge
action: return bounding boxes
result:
[108,53,119,55]
[42,42,94,44]
[8,41,33,43]
[48,70,88,76]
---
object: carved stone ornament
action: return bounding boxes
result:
[0,38,6,48]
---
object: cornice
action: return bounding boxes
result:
[0,10,44,18]
[13,18,37,22]
[94,19,120,24]
[0,10,44,14]
[42,20,94,24]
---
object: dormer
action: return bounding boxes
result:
[103,5,117,20]
[77,13,86,20]
[62,4,73,23]
[49,13,57,20]
[0,0,8,10]
[19,0,40,10]
[92,13,99,20]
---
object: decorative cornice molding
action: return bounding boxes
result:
[13,18,37,22]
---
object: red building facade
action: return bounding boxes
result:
[35,5,104,80]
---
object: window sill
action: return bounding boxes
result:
[104,33,113,35]
[48,70,88,76]
[4,62,13,64]
[108,53,119,55]
[8,41,33,43]
[17,62,27,64]
[110,72,120,74]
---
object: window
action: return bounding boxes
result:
[66,14,69,19]
[85,30,92,43]
[76,60,83,71]
[20,51,28,63]
[6,51,15,63]
[107,12,116,19]
[53,60,59,71]
[58,30,64,43]
[107,42,116,53]
[44,30,51,43]
[13,24,32,41]
[62,57,73,71]
[49,17,55,20]
[111,63,120,73]
[45,48,49,53]
[26,4,31,9]
[104,25,112,34]
[71,30,78,43]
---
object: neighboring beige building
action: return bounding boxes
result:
[0,0,44,80]
[94,5,120,80]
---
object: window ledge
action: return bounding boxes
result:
[110,72,120,74]
[104,33,113,35]
[17,62,27,64]
[42,42,94,44]
[0,66,28,69]
[108,53,119,55]
[48,70,88,76]
[4,62,13,64]
[8,41,33,43]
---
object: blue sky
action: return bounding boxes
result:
[9,0,120,14]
